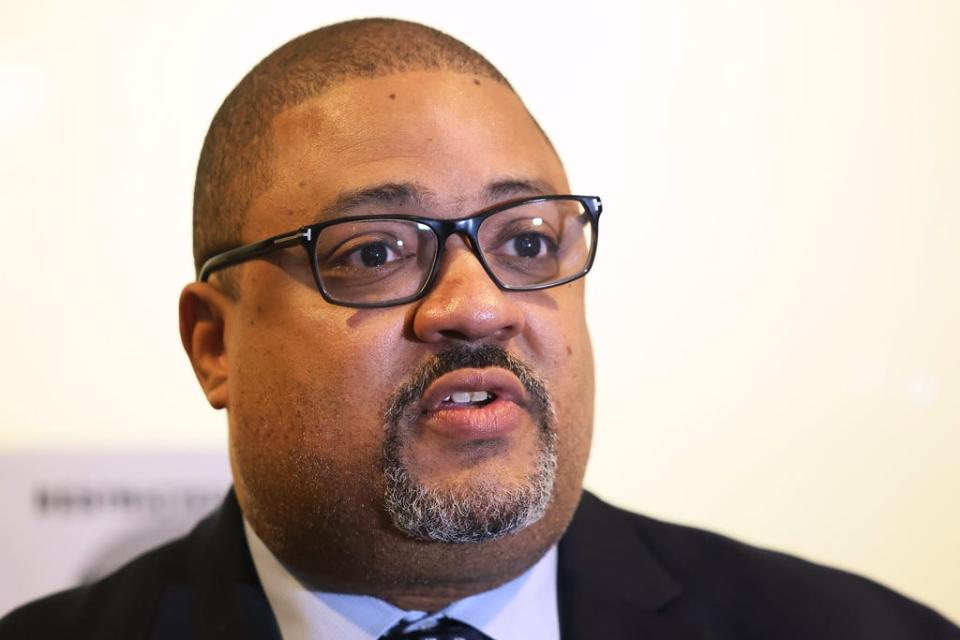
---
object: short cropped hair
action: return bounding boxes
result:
[192,18,511,280]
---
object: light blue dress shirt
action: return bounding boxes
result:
[244,521,560,640]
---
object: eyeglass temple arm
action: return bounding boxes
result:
[197,229,311,282]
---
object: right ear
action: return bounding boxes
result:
[179,281,233,409]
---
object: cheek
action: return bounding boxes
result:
[552,338,594,468]
[520,287,594,467]
[521,283,592,376]
[232,281,407,402]
[227,296,411,485]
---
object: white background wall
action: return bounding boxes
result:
[1,0,957,623]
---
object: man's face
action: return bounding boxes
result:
[222,71,594,584]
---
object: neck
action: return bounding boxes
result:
[369,585,499,613]
[293,522,558,611]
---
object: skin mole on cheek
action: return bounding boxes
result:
[389,93,396,100]
[298,180,308,188]
[473,78,481,86]
[566,345,572,356]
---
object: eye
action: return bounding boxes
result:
[358,241,393,267]
[501,231,556,259]
[483,214,561,261]
[510,232,545,258]
[335,238,405,268]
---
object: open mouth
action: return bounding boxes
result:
[441,390,498,408]
[417,368,529,439]
[420,368,527,414]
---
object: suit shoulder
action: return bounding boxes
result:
[0,533,194,640]
[579,492,960,637]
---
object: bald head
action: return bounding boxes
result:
[193,18,513,276]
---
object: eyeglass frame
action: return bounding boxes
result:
[198,194,603,309]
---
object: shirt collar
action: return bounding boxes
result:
[244,520,559,640]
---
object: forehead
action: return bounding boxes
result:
[245,71,568,238]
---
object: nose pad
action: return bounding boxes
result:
[411,234,525,343]
[429,233,488,285]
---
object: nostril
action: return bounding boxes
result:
[438,329,472,341]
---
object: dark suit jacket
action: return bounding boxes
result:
[1,490,957,639]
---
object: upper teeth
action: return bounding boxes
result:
[446,391,491,404]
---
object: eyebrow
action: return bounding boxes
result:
[483,178,554,202]
[312,182,434,222]
[311,177,558,223]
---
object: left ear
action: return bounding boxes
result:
[178,281,233,410]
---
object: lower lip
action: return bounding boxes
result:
[420,397,527,440]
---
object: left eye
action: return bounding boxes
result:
[504,232,554,258]
[355,241,396,267]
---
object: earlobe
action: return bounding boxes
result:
[179,282,232,410]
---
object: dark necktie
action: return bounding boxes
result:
[379,616,494,640]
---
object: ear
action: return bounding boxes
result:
[179,282,233,409]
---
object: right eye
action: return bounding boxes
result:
[331,238,404,269]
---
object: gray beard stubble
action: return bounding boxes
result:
[381,345,557,543]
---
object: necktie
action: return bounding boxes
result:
[379,616,494,640]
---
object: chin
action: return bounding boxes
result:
[383,433,558,544]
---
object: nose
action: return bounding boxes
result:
[411,235,525,343]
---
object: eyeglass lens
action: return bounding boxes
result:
[312,198,594,305]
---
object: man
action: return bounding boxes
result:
[1,17,957,640]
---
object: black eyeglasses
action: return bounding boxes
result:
[198,194,602,308]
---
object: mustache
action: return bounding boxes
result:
[383,344,554,429]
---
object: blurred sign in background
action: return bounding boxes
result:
[0,452,230,615]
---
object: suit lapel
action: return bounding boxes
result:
[557,492,703,640]
[199,491,282,640]
[151,490,281,640]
